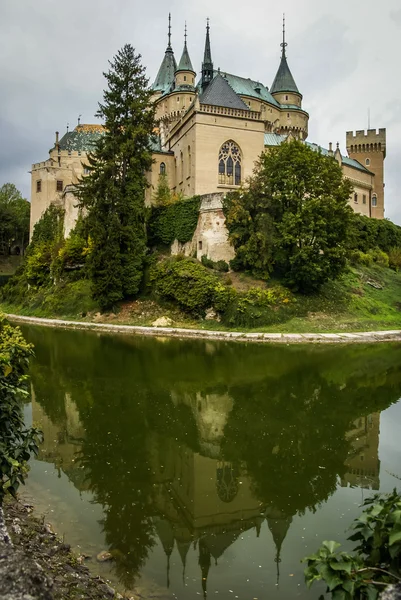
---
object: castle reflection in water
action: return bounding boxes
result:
[31,386,381,597]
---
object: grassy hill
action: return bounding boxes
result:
[1,262,400,334]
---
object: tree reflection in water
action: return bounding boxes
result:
[24,326,401,596]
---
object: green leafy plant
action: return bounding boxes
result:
[368,248,389,268]
[304,490,401,599]
[388,247,401,272]
[201,254,229,272]
[148,196,201,247]
[0,313,42,502]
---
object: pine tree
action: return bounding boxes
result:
[78,45,155,310]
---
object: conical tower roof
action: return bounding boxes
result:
[152,14,177,95]
[271,16,300,95]
[177,24,195,73]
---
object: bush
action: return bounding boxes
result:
[201,255,230,272]
[368,247,389,268]
[348,214,401,253]
[222,286,294,328]
[0,314,42,501]
[389,247,401,271]
[150,257,220,314]
[348,250,373,267]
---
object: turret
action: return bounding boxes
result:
[271,16,302,107]
[175,23,196,90]
[201,19,214,92]
[152,14,177,96]
[346,129,386,219]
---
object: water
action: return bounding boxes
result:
[20,326,401,599]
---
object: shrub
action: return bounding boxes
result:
[150,257,220,314]
[221,286,294,328]
[368,247,389,268]
[389,247,401,271]
[201,255,230,272]
[0,314,42,501]
[348,250,373,267]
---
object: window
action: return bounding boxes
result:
[354,193,358,203]
[366,158,370,166]
[187,146,191,177]
[184,75,187,81]
[36,180,42,193]
[199,241,202,250]
[363,194,366,204]
[372,194,377,207]
[285,95,288,101]
[84,167,90,175]
[56,180,63,192]
[218,140,242,185]
[160,162,166,175]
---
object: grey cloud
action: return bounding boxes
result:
[390,8,401,25]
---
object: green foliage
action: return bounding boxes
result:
[222,285,294,328]
[389,247,401,271]
[304,490,401,599]
[349,250,373,267]
[148,196,201,247]
[201,254,229,272]
[367,248,389,268]
[0,183,30,252]
[223,140,353,292]
[348,214,401,254]
[0,313,42,502]
[31,204,64,246]
[150,256,220,314]
[152,172,172,205]
[77,45,156,310]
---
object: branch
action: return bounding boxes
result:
[356,568,401,582]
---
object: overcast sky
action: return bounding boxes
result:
[1,0,400,224]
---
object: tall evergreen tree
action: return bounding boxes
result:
[78,45,155,310]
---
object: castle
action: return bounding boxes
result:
[30,17,387,260]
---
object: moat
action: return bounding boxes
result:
[21,326,401,599]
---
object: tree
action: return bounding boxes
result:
[77,45,156,310]
[152,172,172,205]
[0,183,30,254]
[223,141,354,292]
[0,313,42,502]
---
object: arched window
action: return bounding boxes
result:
[188,146,191,177]
[365,158,370,166]
[372,194,377,207]
[160,162,166,175]
[354,193,358,204]
[218,140,242,185]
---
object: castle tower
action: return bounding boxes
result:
[346,129,386,219]
[152,14,177,97]
[271,16,302,108]
[175,23,196,91]
[201,19,214,92]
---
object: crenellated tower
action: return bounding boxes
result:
[346,129,386,219]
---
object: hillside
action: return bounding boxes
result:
[1,262,400,334]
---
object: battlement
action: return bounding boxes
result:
[346,128,386,145]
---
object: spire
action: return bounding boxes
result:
[201,18,214,91]
[177,22,195,73]
[152,14,177,94]
[270,15,300,96]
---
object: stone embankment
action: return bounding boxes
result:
[6,314,401,344]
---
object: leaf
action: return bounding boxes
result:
[2,364,12,377]
[369,504,384,517]
[332,589,347,600]
[389,529,401,546]
[366,585,379,600]
[322,540,341,554]
[320,565,343,592]
[342,580,355,595]
[330,561,352,574]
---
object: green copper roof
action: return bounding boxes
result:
[58,125,104,152]
[218,72,280,107]
[177,42,194,72]
[271,54,300,94]
[200,73,250,110]
[153,46,177,95]
[306,143,372,173]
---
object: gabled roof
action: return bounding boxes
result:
[218,72,280,107]
[57,124,104,152]
[271,55,300,95]
[177,42,194,72]
[199,73,250,110]
[152,46,177,95]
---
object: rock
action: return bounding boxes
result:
[99,583,116,596]
[96,550,113,562]
[205,308,220,321]
[44,522,54,535]
[92,312,103,323]
[381,584,401,600]
[152,317,172,327]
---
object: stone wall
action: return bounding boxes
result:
[171,193,235,263]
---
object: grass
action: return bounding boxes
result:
[1,264,401,334]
